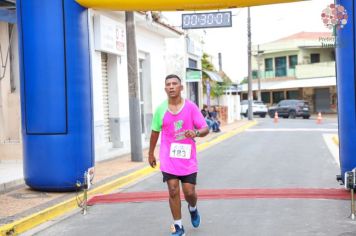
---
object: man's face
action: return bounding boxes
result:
[165,78,183,98]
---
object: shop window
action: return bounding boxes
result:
[261,92,270,104]
[287,90,299,99]
[272,91,285,104]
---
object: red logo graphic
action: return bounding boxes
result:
[321,4,348,30]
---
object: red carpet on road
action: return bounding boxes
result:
[87,188,350,206]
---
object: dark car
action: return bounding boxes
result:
[268,100,310,119]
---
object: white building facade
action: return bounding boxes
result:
[165,31,204,108]
[89,11,182,160]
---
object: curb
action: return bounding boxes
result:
[0,120,257,236]
[0,179,25,194]
[0,166,157,236]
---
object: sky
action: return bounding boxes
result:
[162,0,333,83]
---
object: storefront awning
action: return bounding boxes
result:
[203,70,223,82]
[239,77,336,92]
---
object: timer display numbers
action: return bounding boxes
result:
[182,11,232,29]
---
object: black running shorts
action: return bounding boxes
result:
[162,172,197,185]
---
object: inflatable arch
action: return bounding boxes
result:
[16,0,355,190]
[75,0,303,10]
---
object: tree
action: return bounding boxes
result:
[210,82,224,105]
[201,53,232,105]
[240,77,248,84]
[201,52,216,99]
[201,53,215,71]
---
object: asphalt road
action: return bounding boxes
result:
[31,117,356,236]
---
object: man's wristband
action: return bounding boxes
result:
[194,129,200,137]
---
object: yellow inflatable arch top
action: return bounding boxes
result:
[76,0,304,11]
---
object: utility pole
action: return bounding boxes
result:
[125,11,143,162]
[247,7,253,120]
[218,52,222,71]
[257,44,262,101]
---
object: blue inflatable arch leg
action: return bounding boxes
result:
[336,0,356,181]
[17,0,94,191]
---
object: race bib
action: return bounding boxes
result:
[170,143,192,159]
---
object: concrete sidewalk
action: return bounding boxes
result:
[0,119,252,233]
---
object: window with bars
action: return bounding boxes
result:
[310,53,320,63]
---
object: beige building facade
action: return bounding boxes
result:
[240,32,337,113]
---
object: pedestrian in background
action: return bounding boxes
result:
[202,105,220,132]
[201,105,214,131]
[209,106,221,132]
[148,74,209,236]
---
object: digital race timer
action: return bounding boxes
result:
[182,11,232,29]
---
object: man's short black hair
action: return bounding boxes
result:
[165,74,181,82]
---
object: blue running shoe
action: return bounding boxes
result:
[170,224,185,236]
[188,205,201,228]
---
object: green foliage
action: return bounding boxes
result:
[240,77,248,84]
[210,82,225,98]
[202,53,215,71]
[201,52,233,104]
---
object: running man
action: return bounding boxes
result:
[148,74,209,236]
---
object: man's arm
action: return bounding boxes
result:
[197,127,209,137]
[148,130,160,168]
[184,127,209,138]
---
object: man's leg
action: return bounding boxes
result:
[182,182,201,228]
[182,183,197,207]
[167,179,182,220]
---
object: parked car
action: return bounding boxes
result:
[268,99,310,119]
[240,100,268,118]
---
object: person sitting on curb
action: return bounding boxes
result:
[209,106,221,132]
[201,105,212,130]
[201,105,220,132]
